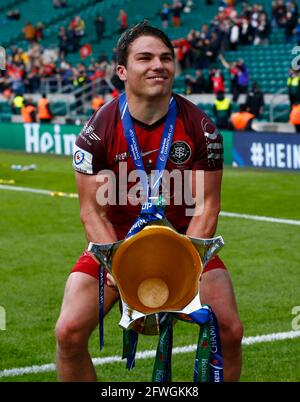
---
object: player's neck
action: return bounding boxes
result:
[127,93,171,126]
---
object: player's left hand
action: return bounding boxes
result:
[106,272,118,290]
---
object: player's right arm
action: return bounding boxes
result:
[76,171,118,289]
[73,104,119,288]
[72,103,119,245]
[76,171,118,244]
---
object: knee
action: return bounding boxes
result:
[55,318,88,353]
[219,317,244,348]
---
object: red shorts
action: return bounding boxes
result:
[71,251,227,282]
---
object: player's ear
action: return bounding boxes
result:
[116,65,127,82]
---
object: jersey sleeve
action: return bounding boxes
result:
[192,113,224,171]
[72,107,110,175]
[175,94,223,171]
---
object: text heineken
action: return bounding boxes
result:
[0,123,80,155]
[25,123,77,155]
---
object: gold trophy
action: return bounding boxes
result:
[88,219,224,334]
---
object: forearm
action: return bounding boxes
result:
[186,169,222,239]
[186,209,220,239]
[218,54,229,69]
[75,171,118,245]
[80,208,118,244]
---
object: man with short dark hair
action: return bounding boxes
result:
[185,69,207,94]
[55,23,243,382]
[94,14,105,42]
[245,82,264,118]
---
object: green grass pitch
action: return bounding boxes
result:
[0,150,299,382]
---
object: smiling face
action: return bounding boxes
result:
[116,35,175,101]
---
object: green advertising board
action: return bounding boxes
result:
[0,123,233,164]
[222,130,233,165]
[0,123,81,155]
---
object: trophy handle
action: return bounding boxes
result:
[189,235,224,266]
[87,240,124,274]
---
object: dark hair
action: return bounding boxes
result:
[116,21,175,66]
[239,103,247,112]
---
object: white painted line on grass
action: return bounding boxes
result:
[1,330,300,378]
[0,184,54,195]
[241,330,300,345]
[220,211,300,226]
[0,184,78,198]
[1,184,300,226]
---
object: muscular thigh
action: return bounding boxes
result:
[58,272,119,336]
[200,268,240,325]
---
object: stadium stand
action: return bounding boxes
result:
[0,0,298,127]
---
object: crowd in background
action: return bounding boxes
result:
[0,0,300,126]
[172,2,273,74]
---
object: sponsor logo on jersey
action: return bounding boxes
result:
[81,124,100,142]
[83,123,94,135]
[114,151,130,162]
[72,145,93,174]
[169,141,191,164]
[200,117,223,165]
[74,150,85,165]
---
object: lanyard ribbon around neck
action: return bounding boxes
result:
[119,92,177,238]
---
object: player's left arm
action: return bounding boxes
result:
[186,169,222,239]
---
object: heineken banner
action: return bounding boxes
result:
[0,123,233,164]
[0,123,80,155]
[233,131,300,171]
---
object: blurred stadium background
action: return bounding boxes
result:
[0,0,300,382]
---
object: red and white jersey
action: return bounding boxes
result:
[73,94,223,238]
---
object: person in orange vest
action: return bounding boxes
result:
[289,101,300,132]
[91,94,105,112]
[38,94,52,123]
[21,98,37,123]
[230,104,255,131]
